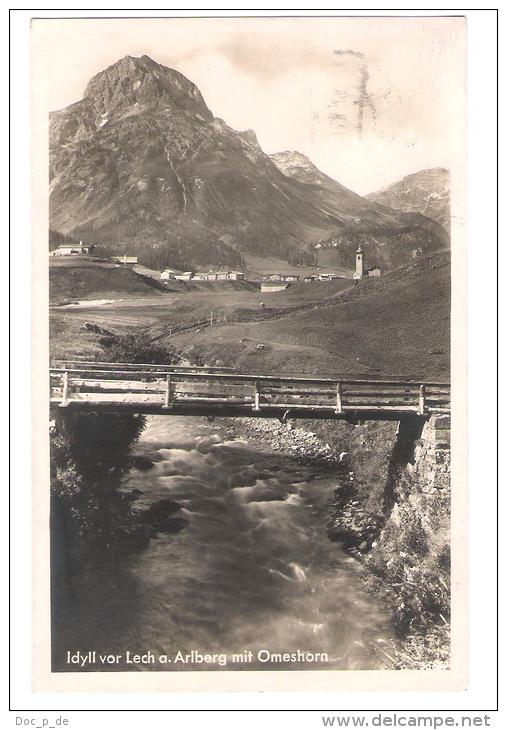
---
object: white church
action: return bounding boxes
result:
[353,245,382,281]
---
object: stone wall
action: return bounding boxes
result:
[324,414,450,638]
[365,415,451,636]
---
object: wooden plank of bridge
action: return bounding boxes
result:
[160,372,449,386]
[259,403,417,412]
[65,393,164,404]
[70,378,165,391]
[50,366,450,388]
[53,360,235,373]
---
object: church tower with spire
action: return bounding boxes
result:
[355,244,364,279]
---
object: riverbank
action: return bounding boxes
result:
[53,414,401,672]
[216,413,451,670]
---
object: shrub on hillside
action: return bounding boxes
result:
[102,332,178,365]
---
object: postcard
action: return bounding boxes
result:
[31,15,467,693]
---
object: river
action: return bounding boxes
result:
[53,415,397,671]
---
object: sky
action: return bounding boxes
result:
[33,16,466,195]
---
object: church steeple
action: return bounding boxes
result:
[355,244,364,279]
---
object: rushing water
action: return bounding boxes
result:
[54,415,397,671]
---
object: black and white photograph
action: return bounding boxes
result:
[28,14,470,692]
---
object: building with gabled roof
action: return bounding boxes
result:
[52,241,96,256]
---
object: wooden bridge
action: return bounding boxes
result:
[49,361,450,422]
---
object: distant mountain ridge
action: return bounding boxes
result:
[269,150,339,187]
[366,168,450,234]
[49,55,449,271]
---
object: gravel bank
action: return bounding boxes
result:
[218,416,343,469]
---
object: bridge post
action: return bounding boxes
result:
[253,380,261,412]
[418,384,426,416]
[164,374,172,409]
[61,370,69,407]
[335,381,343,415]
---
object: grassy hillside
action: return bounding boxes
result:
[49,251,450,380]
[49,257,172,304]
[171,252,450,380]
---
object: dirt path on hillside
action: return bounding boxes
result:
[51,297,177,310]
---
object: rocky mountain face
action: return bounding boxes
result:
[366,168,451,234]
[49,55,449,271]
[269,151,450,271]
[269,150,339,186]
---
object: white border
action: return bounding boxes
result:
[8,5,499,721]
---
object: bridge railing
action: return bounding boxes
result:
[49,367,450,417]
[53,360,235,374]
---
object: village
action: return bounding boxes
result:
[50,240,382,292]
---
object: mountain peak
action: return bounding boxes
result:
[49,56,449,272]
[366,168,450,233]
[269,150,332,183]
[270,150,320,172]
[83,54,213,119]
[270,150,337,187]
